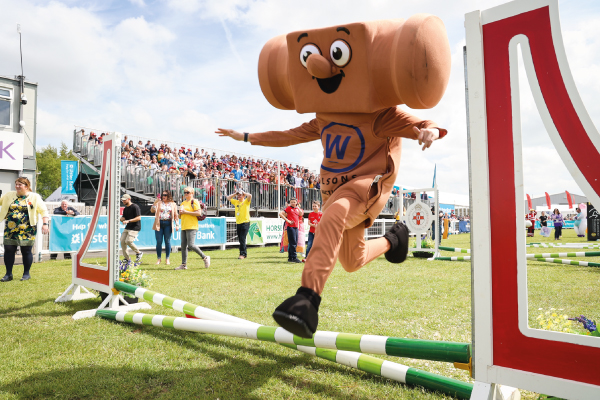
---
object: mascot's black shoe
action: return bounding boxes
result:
[0,274,13,282]
[273,286,321,338]
[384,222,409,263]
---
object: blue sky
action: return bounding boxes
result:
[2,0,600,205]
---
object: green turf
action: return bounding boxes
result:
[0,230,597,399]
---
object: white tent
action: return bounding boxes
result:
[45,187,78,202]
[535,204,576,215]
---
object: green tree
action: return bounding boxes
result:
[36,142,78,199]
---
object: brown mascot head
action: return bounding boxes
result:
[258,15,451,114]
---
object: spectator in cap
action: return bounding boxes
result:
[120,194,143,263]
[176,186,210,270]
[227,189,253,259]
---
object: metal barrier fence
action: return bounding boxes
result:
[188,178,218,209]
[365,219,396,240]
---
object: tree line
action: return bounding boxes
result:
[36,142,78,200]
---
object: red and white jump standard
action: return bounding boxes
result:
[466,0,600,398]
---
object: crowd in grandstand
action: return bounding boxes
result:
[85,131,321,190]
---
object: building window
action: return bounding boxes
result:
[0,88,11,127]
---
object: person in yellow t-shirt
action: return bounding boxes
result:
[175,187,210,270]
[227,189,253,259]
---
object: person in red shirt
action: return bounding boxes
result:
[526,209,537,237]
[303,201,322,263]
[279,198,303,263]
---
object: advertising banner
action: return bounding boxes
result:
[0,132,24,171]
[262,219,285,244]
[247,219,264,245]
[534,220,574,229]
[439,203,455,215]
[61,160,78,195]
[587,202,599,241]
[49,216,226,252]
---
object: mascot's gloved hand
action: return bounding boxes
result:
[384,222,409,263]
[273,286,321,338]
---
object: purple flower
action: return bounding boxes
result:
[119,259,133,272]
[569,315,597,332]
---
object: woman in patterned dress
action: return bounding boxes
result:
[0,178,49,281]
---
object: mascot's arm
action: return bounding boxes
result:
[250,119,321,147]
[374,107,448,139]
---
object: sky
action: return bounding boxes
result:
[1,0,599,206]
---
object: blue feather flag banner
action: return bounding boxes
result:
[432,164,437,187]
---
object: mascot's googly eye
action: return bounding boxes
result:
[299,43,321,68]
[329,40,351,67]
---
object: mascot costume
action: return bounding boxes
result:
[216,16,451,338]
[574,204,587,237]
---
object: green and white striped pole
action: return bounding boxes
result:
[97,310,473,399]
[439,246,471,254]
[529,257,600,267]
[285,344,473,399]
[526,243,600,249]
[113,281,471,364]
[526,251,600,259]
[113,281,259,326]
[435,253,600,262]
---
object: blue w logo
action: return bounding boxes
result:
[324,134,351,160]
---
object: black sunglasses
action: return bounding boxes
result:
[184,191,192,194]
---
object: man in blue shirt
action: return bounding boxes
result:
[232,163,244,180]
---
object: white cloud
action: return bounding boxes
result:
[172,109,215,134]
[165,0,201,13]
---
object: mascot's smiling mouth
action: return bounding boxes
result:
[315,70,345,94]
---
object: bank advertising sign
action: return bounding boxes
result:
[49,216,226,252]
[61,160,78,195]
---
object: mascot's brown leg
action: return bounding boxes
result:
[273,194,406,338]
[273,195,362,337]
[338,224,391,272]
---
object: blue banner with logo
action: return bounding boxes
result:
[61,160,78,195]
[534,220,574,229]
[49,216,227,252]
[439,203,455,215]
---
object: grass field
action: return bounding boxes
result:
[0,229,598,399]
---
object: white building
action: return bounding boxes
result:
[0,75,37,195]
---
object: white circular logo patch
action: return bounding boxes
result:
[406,201,433,234]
